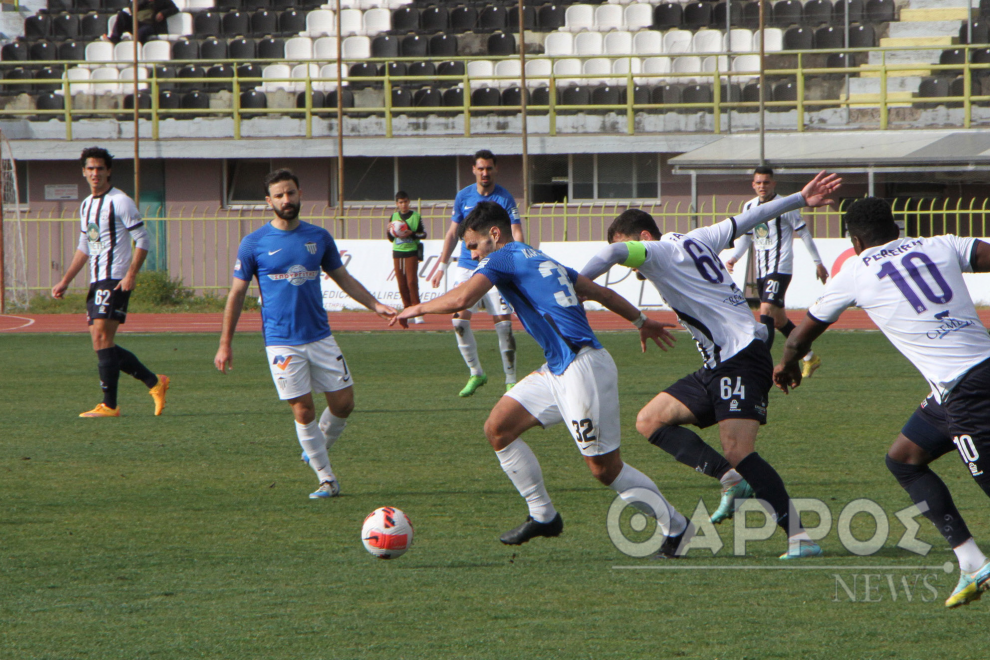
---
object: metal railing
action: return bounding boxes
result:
[13,195,988,296]
[6,43,990,136]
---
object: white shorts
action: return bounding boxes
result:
[452,265,513,316]
[506,347,620,457]
[265,335,353,400]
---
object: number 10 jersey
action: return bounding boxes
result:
[809,235,990,402]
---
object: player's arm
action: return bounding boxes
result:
[725,233,751,273]
[972,239,990,272]
[580,241,635,280]
[215,276,250,374]
[429,220,460,287]
[773,315,831,393]
[327,265,397,320]
[730,172,841,242]
[511,223,524,243]
[52,244,90,299]
[573,274,676,353]
[394,272,492,323]
[794,216,828,283]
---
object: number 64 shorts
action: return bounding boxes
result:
[265,335,353,400]
[506,347,621,457]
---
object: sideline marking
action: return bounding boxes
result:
[0,315,36,331]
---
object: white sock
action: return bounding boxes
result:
[295,420,335,483]
[788,531,813,545]
[495,439,556,523]
[954,537,989,573]
[452,318,483,376]
[318,407,348,451]
[803,350,815,362]
[494,320,517,385]
[719,468,743,489]
[609,463,686,536]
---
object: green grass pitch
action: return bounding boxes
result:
[2,330,988,659]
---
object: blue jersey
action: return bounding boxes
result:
[234,221,343,347]
[475,242,602,375]
[451,183,521,269]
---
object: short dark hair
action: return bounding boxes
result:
[474,149,497,166]
[844,197,899,247]
[395,190,409,201]
[457,201,510,240]
[754,166,774,177]
[607,209,661,243]
[81,146,112,169]
[264,168,299,195]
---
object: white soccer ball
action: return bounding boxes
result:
[361,507,414,559]
[390,220,412,239]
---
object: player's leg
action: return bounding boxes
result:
[394,256,412,328]
[306,337,357,496]
[404,255,423,323]
[86,317,123,415]
[453,308,487,396]
[492,306,517,391]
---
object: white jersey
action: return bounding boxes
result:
[809,235,990,402]
[582,193,810,368]
[730,194,822,278]
[76,187,145,282]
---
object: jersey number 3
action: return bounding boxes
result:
[539,261,579,307]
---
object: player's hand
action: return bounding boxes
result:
[390,305,419,326]
[801,171,842,208]
[725,257,737,274]
[815,264,829,284]
[51,281,68,299]
[639,319,678,353]
[429,267,445,288]
[115,273,137,292]
[215,345,233,374]
[375,303,398,321]
[772,362,802,394]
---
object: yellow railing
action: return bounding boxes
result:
[8,43,990,136]
[13,195,988,295]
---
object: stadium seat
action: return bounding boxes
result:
[379,61,406,80]
[702,55,729,74]
[559,85,591,112]
[847,24,875,48]
[34,66,62,93]
[643,56,672,84]
[200,36,227,61]
[633,30,662,56]
[825,52,850,78]
[442,86,465,109]
[178,63,206,85]
[479,6,508,32]
[306,10,335,37]
[240,88,268,113]
[371,34,399,58]
[467,59,494,88]
[91,66,120,94]
[30,40,58,62]
[940,48,966,76]
[111,40,139,66]
[624,3,653,31]
[62,66,91,95]
[342,35,371,59]
[120,65,149,91]
[783,27,814,50]
[290,63,320,93]
[712,1,744,29]
[553,58,583,86]
[242,0,269,9]
[721,81,742,104]
[753,28,784,52]
[682,83,712,112]
[544,31,574,57]
[832,0,863,25]
[158,89,181,111]
[80,12,108,40]
[971,47,990,78]
[181,89,209,115]
[257,37,285,59]
[153,64,177,90]
[363,8,391,36]
[500,85,528,110]
[286,36,315,60]
[325,87,355,109]
[429,34,457,58]
[538,4,565,30]
[771,80,797,110]
[194,11,222,36]
[438,60,465,79]
[412,86,441,107]
[37,92,65,115]
[317,63,347,91]
[47,0,71,11]
[653,3,682,30]
[471,85,501,112]
[400,34,427,57]
[165,12,194,39]
[612,57,642,85]
[595,4,624,31]
[407,60,436,79]
[262,63,291,91]
[25,14,51,40]
[493,59,521,88]
[918,76,951,108]
[773,0,802,28]
[143,40,171,62]
[3,67,33,95]
[619,84,651,107]
[742,1,770,29]
[248,9,275,36]
[604,31,634,56]
[564,4,594,32]
[508,6,537,32]
[530,85,552,113]
[575,31,604,56]
[172,37,199,60]
[584,57,613,86]
[391,86,411,112]
[84,41,114,67]
[279,8,306,36]
[673,56,702,83]
[815,26,842,50]
[488,31,515,56]
[392,6,419,32]
[228,37,255,60]
[52,13,81,42]
[724,29,754,52]
[591,85,620,113]
[683,2,713,30]
[693,30,723,54]
[346,61,377,87]
[865,0,894,23]
[961,21,990,45]
[421,5,448,31]
[524,58,552,87]
[731,54,760,80]
[803,0,833,27]
[311,36,336,60]
[450,5,478,32]
[58,41,86,63]
[188,0,216,9]
[663,30,692,54]
[949,76,965,107]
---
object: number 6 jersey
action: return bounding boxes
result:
[809,235,990,402]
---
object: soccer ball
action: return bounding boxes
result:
[361,506,414,559]
[389,220,412,239]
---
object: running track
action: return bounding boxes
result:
[5,309,986,334]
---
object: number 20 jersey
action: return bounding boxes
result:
[809,235,990,402]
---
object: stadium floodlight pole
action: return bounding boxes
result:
[758,0,765,166]
[518,0,529,222]
[132,0,141,205]
[335,0,345,236]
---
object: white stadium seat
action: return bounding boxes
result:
[113,41,141,66]
[642,56,671,85]
[314,36,339,60]
[285,36,314,61]
[702,55,729,75]
[62,66,91,95]
[731,54,761,80]
[672,56,702,83]
[342,35,371,59]
[339,9,363,36]
[142,40,171,62]
[692,29,723,54]
[543,31,574,57]
[724,29,754,52]
[633,30,663,55]
[306,10,335,38]
[753,28,784,52]
[604,30,633,55]
[524,58,552,88]
[186,0,214,10]
[663,30,692,54]
[362,8,391,36]
[261,63,292,92]
[467,59,494,88]
[120,65,149,91]
[84,41,114,69]
[574,31,603,56]
[564,4,594,32]
[493,59,521,89]
[165,12,193,39]
[290,63,320,93]
[583,57,613,86]
[612,56,643,85]
[317,63,347,92]
[90,66,120,94]
[553,58,582,86]
[624,4,653,31]
[594,4,624,31]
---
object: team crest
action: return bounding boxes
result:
[272,355,293,370]
[304,241,317,255]
[754,224,769,240]
[86,223,100,242]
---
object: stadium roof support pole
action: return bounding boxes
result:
[335,0,345,237]
[518,0,529,225]
[758,0,765,166]
[726,0,732,133]
[132,0,140,205]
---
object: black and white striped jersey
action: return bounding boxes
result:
[730,194,822,278]
[76,187,144,282]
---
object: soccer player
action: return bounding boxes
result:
[396,201,692,556]
[214,169,397,499]
[773,197,990,606]
[581,172,842,559]
[430,149,523,397]
[51,146,170,418]
[387,190,426,328]
[725,166,829,377]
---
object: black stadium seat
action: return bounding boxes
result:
[5,67,34,95]
[721,82,742,103]
[742,1,770,29]
[250,9,276,36]
[158,89,181,111]
[36,91,65,115]
[683,2,712,29]
[471,85,501,112]
[372,35,399,58]
[296,89,324,110]
[325,87,354,109]
[832,0,863,25]
[815,26,843,50]
[243,0,269,10]
[380,61,406,79]
[52,12,80,41]
[279,9,305,36]
[742,81,766,109]
[172,37,199,60]
[918,76,950,107]
[620,84,651,107]
[400,34,428,57]
[713,1,744,28]
[240,88,267,113]
[773,0,802,27]
[58,40,85,62]
[771,80,797,110]
[257,37,284,59]
[181,90,210,116]
[961,20,990,45]
[272,0,294,9]
[25,14,51,40]
[153,64,176,90]
[478,6,508,32]
[421,5,448,32]
[77,0,100,11]
[487,31,515,56]
[35,66,62,92]
[865,0,894,23]
[437,60,465,78]
[971,47,990,77]
[413,86,441,107]
[560,85,590,113]
[538,4,565,30]
[79,12,105,40]
[391,86,412,111]
[194,11,222,37]
[347,61,378,87]
[392,6,419,32]
[222,10,250,36]
[848,24,875,48]
[200,36,227,60]
[442,86,464,109]
[825,52,850,78]
[48,0,73,12]
[509,6,537,32]
[682,84,713,113]
[940,48,966,76]
[105,0,131,11]
[123,92,152,110]
[178,63,207,81]
[591,85,620,113]
[803,0,833,27]
[450,6,478,32]
[206,63,233,92]
[949,76,965,107]
[30,40,57,62]
[1,42,28,62]
[783,26,814,50]
[501,85,529,109]
[229,37,256,60]
[429,33,457,57]
[407,61,436,79]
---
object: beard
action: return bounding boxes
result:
[273,202,300,221]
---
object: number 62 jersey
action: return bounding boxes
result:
[809,235,990,402]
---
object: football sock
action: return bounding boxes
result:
[885,455,972,548]
[735,452,800,533]
[494,320,517,385]
[495,439,556,523]
[648,426,732,480]
[953,538,989,574]
[803,351,816,362]
[720,468,743,489]
[608,462,685,536]
[96,347,121,409]
[760,315,775,349]
[319,407,348,451]
[452,318,483,377]
[295,420,335,483]
[115,345,158,388]
[779,320,796,337]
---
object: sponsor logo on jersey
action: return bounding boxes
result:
[87,222,107,252]
[268,249,282,255]
[729,400,740,411]
[927,310,974,340]
[268,264,319,286]
[272,355,293,370]
[753,223,771,248]
[305,241,317,255]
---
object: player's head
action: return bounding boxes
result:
[844,197,899,252]
[264,169,301,222]
[473,149,497,190]
[395,190,410,213]
[752,166,775,201]
[80,146,112,192]
[459,200,511,259]
[607,209,661,243]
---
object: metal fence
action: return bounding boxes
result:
[10,195,989,296]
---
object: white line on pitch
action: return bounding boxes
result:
[0,315,36,331]
[612,564,954,572]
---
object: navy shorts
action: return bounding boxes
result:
[900,395,954,460]
[756,273,792,308]
[86,278,130,325]
[664,339,773,429]
[943,356,990,483]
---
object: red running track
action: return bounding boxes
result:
[6,309,985,334]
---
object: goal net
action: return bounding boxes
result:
[1,131,27,311]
